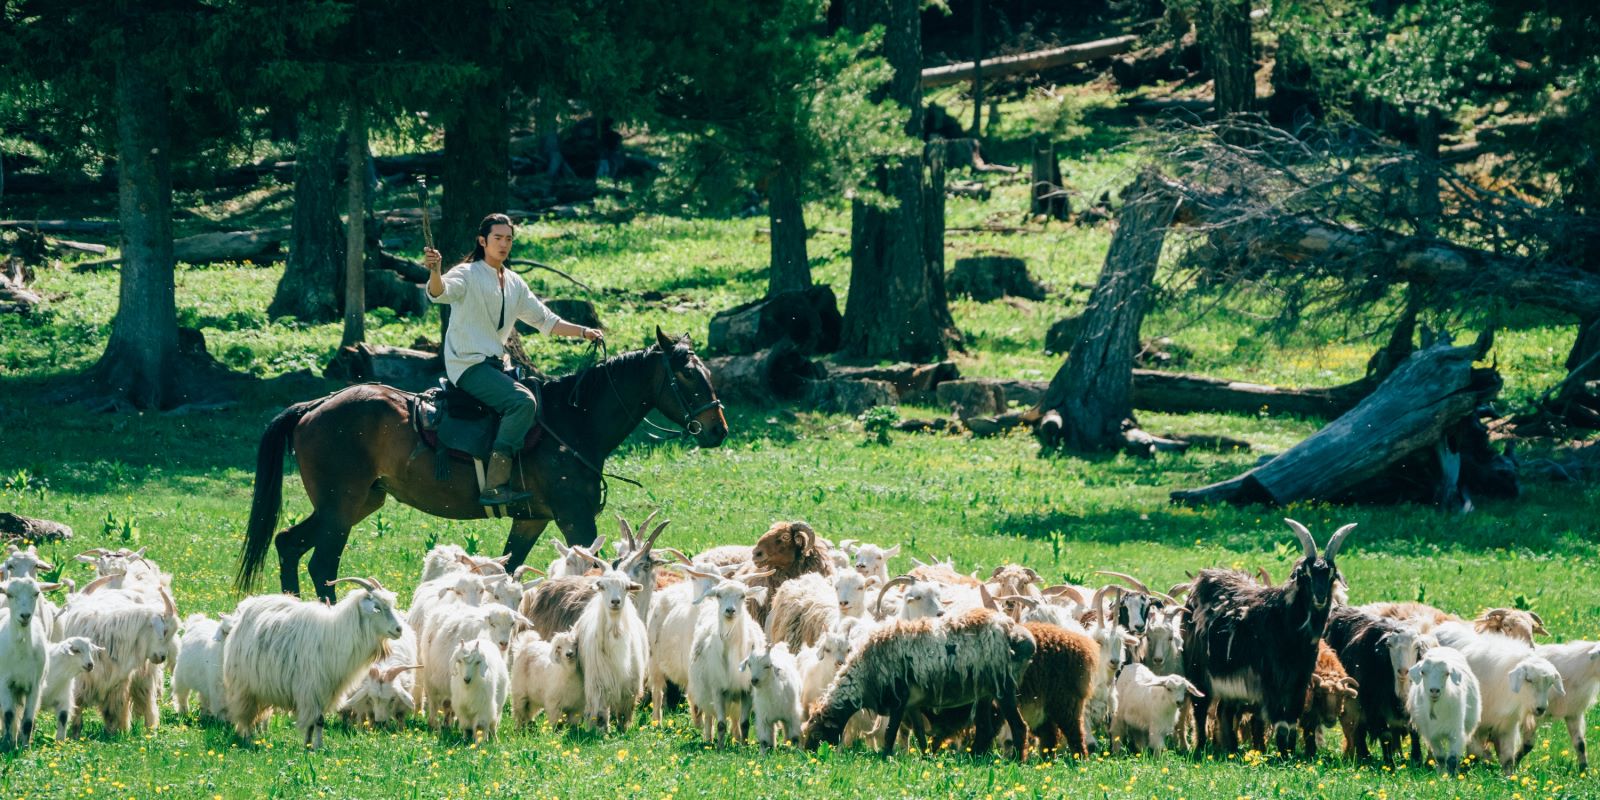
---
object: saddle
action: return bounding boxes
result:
[411,377,545,465]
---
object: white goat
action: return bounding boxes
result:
[39,636,98,742]
[450,636,508,743]
[171,613,234,720]
[744,642,804,751]
[222,577,404,749]
[1406,646,1481,777]
[406,573,487,638]
[1436,623,1565,773]
[874,576,948,622]
[1084,587,1139,751]
[417,544,509,584]
[833,572,876,620]
[689,577,768,745]
[337,622,420,729]
[419,604,529,728]
[842,541,899,584]
[646,563,769,725]
[1533,640,1600,772]
[0,578,55,748]
[546,538,604,579]
[1111,663,1204,756]
[798,630,852,712]
[765,572,839,651]
[58,585,176,737]
[509,630,582,728]
[574,572,649,732]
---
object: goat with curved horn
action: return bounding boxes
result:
[325,576,380,592]
[1167,582,1191,599]
[998,594,1040,609]
[1284,518,1319,560]
[658,548,693,566]
[978,583,999,612]
[875,575,916,617]
[1095,570,1150,595]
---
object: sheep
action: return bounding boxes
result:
[418,543,509,584]
[58,584,176,737]
[1324,605,1435,765]
[419,604,530,728]
[38,636,98,743]
[1406,646,1481,777]
[171,613,234,721]
[1532,640,1600,772]
[1182,519,1352,756]
[1474,608,1549,644]
[336,622,419,729]
[833,572,875,620]
[1298,641,1359,759]
[1002,594,1087,632]
[0,578,56,748]
[222,576,405,749]
[1015,621,1099,758]
[765,572,839,651]
[509,630,582,728]
[743,642,804,752]
[1434,622,1565,773]
[450,636,508,743]
[1112,663,1205,756]
[689,577,769,745]
[574,571,650,733]
[843,541,900,584]
[744,521,833,623]
[802,608,1036,759]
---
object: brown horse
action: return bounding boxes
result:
[237,328,728,601]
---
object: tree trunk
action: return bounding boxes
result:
[840,0,949,362]
[969,0,984,137]
[439,92,510,263]
[1554,316,1600,424]
[766,170,811,296]
[709,286,842,355]
[1035,172,1176,451]
[342,101,367,348]
[1030,137,1069,220]
[85,35,180,409]
[268,106,343,321]
[1201,0,1254,115]
[923,140,957,339]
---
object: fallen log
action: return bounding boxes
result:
[324,343,443,389]
[946,255,1048,302]
[0,257,43,314]
[707,286,842,356]
[920,35,1139,88]
[823,360,959,404]
[806,378,895,415]
[0,220,119,235]
[73,226,292,270]
[0,513,73,543]
[937,379,1007,416]
[704,343,825,405]
[1170,333,1505,508]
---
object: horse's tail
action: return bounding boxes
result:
[236,397,325,592]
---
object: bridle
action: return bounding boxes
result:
[585,340,723,441]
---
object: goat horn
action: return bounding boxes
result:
[1167,582,1191,599]
[1151,591,1181,606]
[578,550,609,569]
[911,557,928,568]
[876,575,916,617]
[978,583,999,612]
[998,594,1039,608]
[456,553,479,567]
[589,534,608,555]
[1089,584,1115,617]
[381,664,423,682]
[1284,518,1318,561]
[659,548,693,566]
[159,586,177,618]
[1254,567,1272,585]
[642,517,670,553]
[616,515,636,550]
[1096,570,1149,595]
[739,568,776,583]
[676,566,721,582]
[637,509,661,543]
[989,565,1008,580]
[80,574,117,594]
[326,576,379,592]
[75,549,109,559]
[1324,523,1356,561]
[839,539,858,554]
[512,566,544,581]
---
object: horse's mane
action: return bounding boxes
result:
[540,339,691,411]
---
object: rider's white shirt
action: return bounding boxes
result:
[429,259,560,383]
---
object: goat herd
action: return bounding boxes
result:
[0,515,1594,783]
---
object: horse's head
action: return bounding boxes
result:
[652,327,728,447]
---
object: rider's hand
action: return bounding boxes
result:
[583,327,604,343]
[423,248,442,272]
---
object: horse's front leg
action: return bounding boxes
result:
[502,519,551,572]
[552,512,599,551]
[549,475,604,548]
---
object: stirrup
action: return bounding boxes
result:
[479,485,533,506]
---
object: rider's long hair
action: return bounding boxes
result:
[460,213,515,264]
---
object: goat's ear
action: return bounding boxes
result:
[627,583,643,594]
[1409,663,1423,682]
[1449,668,1462,686]
[1185,682,1205,698]
[1587,644,1600,661]
[361,597,379,614]
[738,656,750,673]
[884,545,900,558]
[1509,665,1525,693]
[1553,674,1566,697]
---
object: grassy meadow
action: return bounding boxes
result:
[1,87,1598,799]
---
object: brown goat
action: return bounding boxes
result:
[1299,641,1360,759]
[519,576,597,639]
[1473,608,1548,644]
[743,521,833,623]
[1014,621,1099,758]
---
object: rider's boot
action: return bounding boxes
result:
[479,451,533,506]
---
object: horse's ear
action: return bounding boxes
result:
[655,326,673,350]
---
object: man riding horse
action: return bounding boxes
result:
[424,212,604,505]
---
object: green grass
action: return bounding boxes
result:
[1,91,1598,800]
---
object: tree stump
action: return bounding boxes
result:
[546,299,601,330]
[823,360,959,405]
[324,343,443,389]
[936,379,1006,416]
[708,286,842,355]
[704,343,825,405]
[807,378,895,415]
[1030,138,1069,221]
[1171,334,1506,508]
[946,255,1048,302]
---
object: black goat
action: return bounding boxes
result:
[1182,519,1353,756]
[1323,605,1427,766]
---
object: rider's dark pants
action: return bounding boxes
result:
[457,361,538,457]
